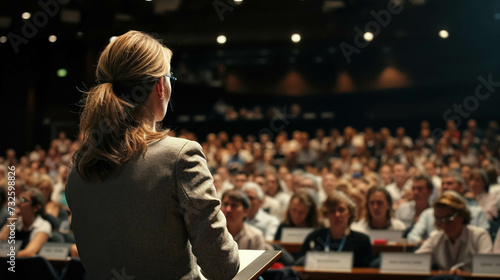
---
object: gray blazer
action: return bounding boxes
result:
[66,136,239,280]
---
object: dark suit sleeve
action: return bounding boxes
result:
[175,141,240,280]
[353,232,373,267]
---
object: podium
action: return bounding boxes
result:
[199,250,282,280]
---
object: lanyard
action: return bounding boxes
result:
[324,231,347,252]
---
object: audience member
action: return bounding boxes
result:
[242,182,280,241]
[274,189,319,241]
[408,172,490,243]
[396,174,434,229]
[296,190,372,267]
[0,188,52,257]
[351,186,406,234]
[385,163,413,209]
[465,168,498,221]
[415,191,492,272]
[221,190,272,250]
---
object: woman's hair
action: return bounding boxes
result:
[346,187,366,221]
[35,174,54,199]
[321,190,357,226]
[335,179,354,194]
[221,189,250,210]
[72,31,173,182]
[26,188,46,217]
[284,189,319,227]
[470,168,490,192]
[366,186,393,224]
[434,191,471,225]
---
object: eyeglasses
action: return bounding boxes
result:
[435,212,459,224]
[19,197,31,204]
[164,72,177,86]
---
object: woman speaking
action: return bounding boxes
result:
[65,31,239,280]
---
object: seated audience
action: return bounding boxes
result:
[318,172,337,204]
[295,190,372,267]
[0,188,52,257]
[253,174,282,219]
[351,186,406,234]
[266,172,291,210]
[35,174,70,229]
[385,163,413,210]
[416,191,492,272]
[242,182,280,241]
[465,168,498,221]
[408,172,490,243]
[274,189,319,241]
[221,190,272,250]
[395,174,434,228]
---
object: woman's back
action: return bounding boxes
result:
[66,136,239,280]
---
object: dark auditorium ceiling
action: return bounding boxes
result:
[1,0,498,50]
[0,0,499,90]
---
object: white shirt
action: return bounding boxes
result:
[261,195,283,221]
[395,200,417,228]
[475,192,499,221]
[350,218,406,235]
[416,225,493,271]
[246,209,280,241]
[16,215,52,241]
[386,179,413,204]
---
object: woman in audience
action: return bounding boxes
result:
[465,168,498,221]
[274,189,319,241]
[416,191,493,272]
[295,190,372,267]
[221,189,272,250]
[35,174,70,229]
[0,188,52,257]
[351,186,406,234]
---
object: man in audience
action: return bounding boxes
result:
[242,182,280,241]
[386,163,413,209]
[221,189,272,250]
[233,171,248,190]
[319,172,337,203]
[407,171,489,243]
[253,174,282,219]
[423,161,441,194]
[395,174,433,229]
[298,174,320,204]
[216,166,234,193]
[461,164,472,183]
[379,164,393,186]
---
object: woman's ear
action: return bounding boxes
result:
[156,77,165,99]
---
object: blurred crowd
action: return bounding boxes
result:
[1,118,500,271]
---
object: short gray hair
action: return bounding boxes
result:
[242,182,264,201]
[301,173,319,192]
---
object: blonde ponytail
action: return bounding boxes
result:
[72,31,172,182]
